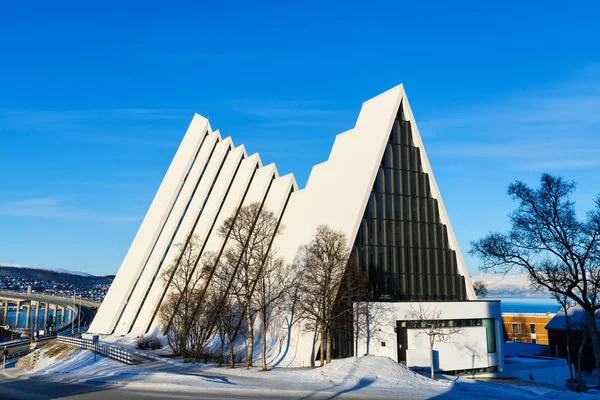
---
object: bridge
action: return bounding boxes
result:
[0,290,100,337]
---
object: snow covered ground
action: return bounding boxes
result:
[9,342,598,399]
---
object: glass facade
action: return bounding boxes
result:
[350,102,468,301]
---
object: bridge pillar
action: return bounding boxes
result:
[15,301,21,328]
[33,302,39,332]
[25,305,30,329]
[2,300,6,325]
[61,306,65,326]
[51,304,56,331]
[43,302,48,330]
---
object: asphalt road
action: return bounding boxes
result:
[3,336,55,361]
[0,375,395,400]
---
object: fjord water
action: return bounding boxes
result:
[490,296,561,314]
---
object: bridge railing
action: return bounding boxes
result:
[57,326,89,337]
[6,348,32,361]
[0,290,101,308]
[57,336,134,365]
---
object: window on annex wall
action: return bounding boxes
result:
[530,323,536,334]
[512,323,523,334]
[482,319,496,353]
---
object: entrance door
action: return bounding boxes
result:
[396,321,407,363]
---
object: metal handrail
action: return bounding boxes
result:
[57,326,89,337]
[57,336,134,365]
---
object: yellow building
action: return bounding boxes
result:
[502,313,554,345]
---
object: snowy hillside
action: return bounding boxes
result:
[0,263,93,277]
[471,273,550,297]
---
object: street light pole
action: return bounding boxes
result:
[78,295,81,332]
[71,295,74,335]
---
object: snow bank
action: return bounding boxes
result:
[302,355,442,387]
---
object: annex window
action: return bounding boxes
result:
[530,323,536,334]
[482,318,496,353]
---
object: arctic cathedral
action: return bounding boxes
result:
[89,85,504,373]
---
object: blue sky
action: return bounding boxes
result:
[1,1,599,276]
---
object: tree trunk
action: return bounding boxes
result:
[246,309,254,367]
[228,336,235,368]
[326,328,333,364]
[430,335,435,380]
[219,336,224,367]
[355,305,360,357]
[565,330,574,382]
[563,304,574,382]
[319,327,325,367]
[365,304,371,355]
[261,313,268,371]
[584,309,600,388]
[577,330,589,393]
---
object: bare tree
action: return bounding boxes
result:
[158,236,216,361]
[573,313,590,392]
[407,303,463,380]
[297,225,350,366]
[216,202,283,368]
[330,257,370,361]
[254,253,294,370]
[473,280,488,298]
[214,294,227,367]
[555,305,592,393]
[273,247,306,367]
[470,174,600,386]
[214,292,246,368]
[550,291,576,382]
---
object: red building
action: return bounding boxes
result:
[545,307,600,372]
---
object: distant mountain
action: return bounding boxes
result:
[0,263,92,277]
[470,273,550,297]
[0,264,113,286]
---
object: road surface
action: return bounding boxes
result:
[3,336,55,360]
[0,374,397,400]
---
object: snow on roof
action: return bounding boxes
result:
[545,305,600,332]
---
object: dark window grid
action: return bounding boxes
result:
[353,111,468,301]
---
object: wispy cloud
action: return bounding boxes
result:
[0,196,140,223]
[420,64,600,171]
[229,99,350,128]
[0,108,192,148]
